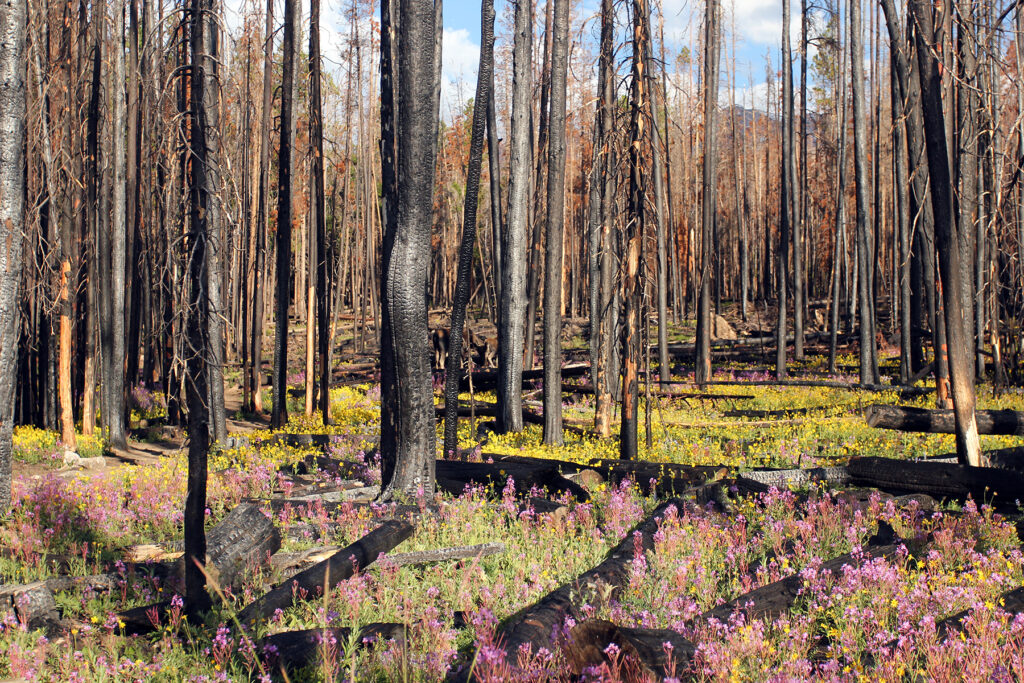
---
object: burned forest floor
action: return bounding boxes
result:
[2,304,1024,682]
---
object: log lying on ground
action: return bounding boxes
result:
[589,458,727,496]
[561,383,754,401]
[265,622,408,671]
[703,540,901,622]
[723,403,856,418]
[736,466,851,494]
[847,456,1024,504]
[935,586,1024,640]
[457,363,590,391]
[385,542,506,567]
[494,488,717,661]
[0,581,59,629]
[238,520,414,627]
[708,380,932,395]
[926,446,1024,471]
[565,619,694,680]
[865,404,1024,435]
[436,459,589,502]
[178,503,281,589]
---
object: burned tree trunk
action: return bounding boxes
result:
[542,0,569,446]
[443,0,494,458]
[695,0,720,385]
[908,0,981,466]
[0,0,26,509]
[271,0,297,429]
[496,0,532,435]
[378,0,440,498]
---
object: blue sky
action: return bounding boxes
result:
[226,0,814,113]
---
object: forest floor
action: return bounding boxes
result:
[2,307,1024,681]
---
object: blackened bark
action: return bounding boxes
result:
[443,0,494,458]
[102,0,128,450]
[541,0,569,446]
[185,0,213,613]
[908,0,981,466]
[649,25,670,388]
[249,0,273,415]
[486,88,503,309]
[496,0,532,435]
[621,0,652,459]
[271,0,297,429]
[695,0,720,386]
[851,0,878,386]
[310,0,330,424]
[776,0,793,380]
[0,0,26,509]
[379,0,440,498]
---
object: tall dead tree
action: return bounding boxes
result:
[542,0,569,446]
[443,0,494,458]
[310,0,330,424]
[496,0,532,435]
[184,0,214,613]
[589,0,617,437]
[621,0,653,459]
[249,0,274,415]
[101,0,128,450]
[908,0,981,466]
[0,0,26,509]
[271,0,297,429]
[850,0,878,385]
[379,0,441,498]
[694,0,720,385]
[776,0,794,380]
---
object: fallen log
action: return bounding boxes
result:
[180,503,281,589]
[935,586,1024,640]
[456,363,590,391]
[709,380,932,395]
[386,542,506,567]
[265,623,408,671]
[494,487,717,662]
[588,458,727,496]
[927,446,1024,472]
[561,383,754,401]
[237,520,414,627]
[703,541,901,622]
[565,619,694,680]
[0,581,59,629]
[735,466,851,494]
[723,403,856,418]
[847,456,1024,504]
[436,459,590,502]
[865,404,1024,435]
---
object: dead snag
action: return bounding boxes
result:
[237,520,414,627]
[566,619,694,679]
[865,405,1024,436]
[495,489,716,661]
[847,457,1024,504]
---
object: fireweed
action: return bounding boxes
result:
[1,380,1023,681]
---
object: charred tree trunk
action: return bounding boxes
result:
[249,0,274,415]
[184,0,214,613]
[776,0,793,380]
[909,0,981,466]
[496,0,532,435]
[271,0,297,429]
[310,0,330,424]
[0,0,26,509]
[378,0,440,498]
[443,0,494,458]
[695,0,720,386]
[851,0,878,385]
[542,0,569,446]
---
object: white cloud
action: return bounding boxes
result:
[440,27,482,118]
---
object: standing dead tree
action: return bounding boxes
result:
[378,0,441,498]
